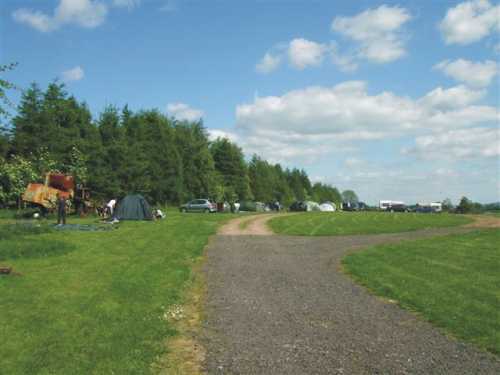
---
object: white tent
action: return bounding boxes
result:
[319,202,336,212]
[304,201,321,211]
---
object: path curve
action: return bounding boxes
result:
[465,214,500,228]
[217,214,286,236]
[201,216,500,374]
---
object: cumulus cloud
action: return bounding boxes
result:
[257,39,355,74]
[331,5,411,63]
[439,0,500,45]
[418,85,485,110]
[229,81,497,163]
[256,52,282,74]
[406,128,500,160]
[61,66,84,82]
[330,42,358,72]
[256,5,411,74]
[434,59,498,88]
[12,9,53,32]
[288,38,328,69]
[167,102,204,122]
[13,0,107,32]
[237,82,418,137]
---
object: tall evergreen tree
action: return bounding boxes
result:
[174,121,215,200]
[210,137,251,200]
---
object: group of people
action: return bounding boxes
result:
[55,195,166,225]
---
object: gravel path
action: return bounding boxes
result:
[201,225,500,374]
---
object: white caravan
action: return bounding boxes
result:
[379,200,405,210]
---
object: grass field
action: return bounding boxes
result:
[0,212,232,374]
[269,212,472,236]
[342,229,500,354]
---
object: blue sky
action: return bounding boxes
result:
[1,0,499,204]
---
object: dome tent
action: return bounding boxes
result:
[304,201,321,212]
[319,202,336,212]
[114,194,153,221]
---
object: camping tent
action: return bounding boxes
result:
[114,194,153,220]
[319,202,336,212]
[290,201,321,212]
[304,201,321,212]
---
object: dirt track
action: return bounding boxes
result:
[200,215,500,374]
[217,214,278,236]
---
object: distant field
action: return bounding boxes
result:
[342,229,500,354]
[0,211,232,374]
[269,212,472,236]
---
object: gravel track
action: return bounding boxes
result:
[201,226,500,374]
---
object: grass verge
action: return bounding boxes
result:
[0,212,232,374]
[269,212,471,236]
[342,229,500,354]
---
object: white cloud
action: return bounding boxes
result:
[237,82,419,137]
[418,85,485,110]
[113,0,141,10]
[407,128,500,160]
[434,59,498,88]
[330,42,358,72]
[439,0,500,45]
[288,38,328,69]
[257,40,356,74]
[231,81,497,163]
[331,5,411,63]
[13,0,107,32]
[61,66,84,82]
[256,52,282,74]
[167,103,204,122]
[12,9,54,32]
[207,129,240,144]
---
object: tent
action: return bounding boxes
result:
[319,202,336,212]
[114,194,153,221]
[304,201,321,212]
[290,201,321,212]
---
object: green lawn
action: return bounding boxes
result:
[0,212,232,374]
[269,212,472,236]
[342,229,500,354]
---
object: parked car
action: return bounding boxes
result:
[387,204,408,212]
[179,199,216,213]
[289,201,306,212]
[342,202,359,211]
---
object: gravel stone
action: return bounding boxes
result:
[201,228,500,374]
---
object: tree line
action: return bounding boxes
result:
[0,82,351,208]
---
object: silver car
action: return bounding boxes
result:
[179,199,217,213]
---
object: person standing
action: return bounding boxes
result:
[106,198,117,217]
[57,194,67,225]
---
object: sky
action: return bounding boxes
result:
[1,0,499,205]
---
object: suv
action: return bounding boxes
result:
[179,199,216,213]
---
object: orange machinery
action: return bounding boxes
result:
[22,173,75,209]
